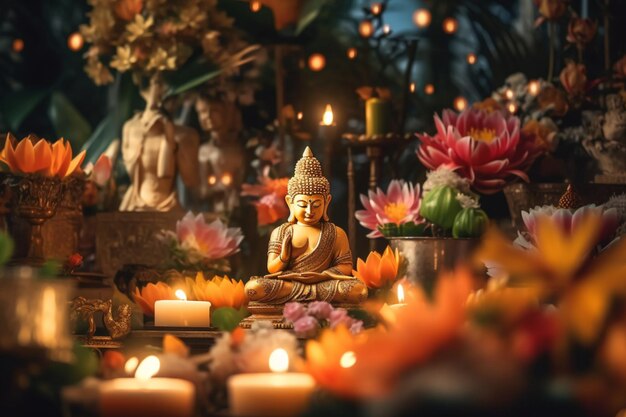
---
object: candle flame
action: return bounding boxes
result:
[322,104,334,126]
[397,284,405,303]
[135,355,160,380]
[340,351,357,368]
[528,80,540,96]
[269,348,289,373]
[175,289,187,301]
[124,356,139,375]
[221,173,233,186]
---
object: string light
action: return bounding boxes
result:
[507,102,517,114]
[442,17,458,34]
[410,82,416,93]
[12,38,24,53]
[383,24,391,35]
[466,53,477,65]
[347,48,357,59]
[371,3,382,15]
[528,80,541,96]
[67,32,84,51]
[504,89,514,100]
[308,53,326,71]
[359,20,374,38]
[297,112,303,120]
[250,1,261,12]
[424,84,435,95]
[221,173,233,186]
[208,175,217,185]
[454,96,468,111]
[413,9,431,28]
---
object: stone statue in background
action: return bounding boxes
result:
[120,75,200,211]
[245,147,368,305]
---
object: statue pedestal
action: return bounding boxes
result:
[240,302,362,329]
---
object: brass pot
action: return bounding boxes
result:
[388,237,476,289]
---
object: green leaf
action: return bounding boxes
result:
[295,0,331,35]
[0,232,14,267]
[379,223,399,237]
[165,58,222,98]
[0,88,50,131]
[48,92,92,150]
[212,307,249,331]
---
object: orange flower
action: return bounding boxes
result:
[534,0,567,20]
[0,134,85,178]
[114,0,143,21]
[560,61,587,97]
[522,118,558,152]
[133,282,176,317]
[353,246,399,289]
[537,85,569,117]
[566,17,597,47]
[472,97,503,113]
[306,268,473,399]
[187,272,247,309]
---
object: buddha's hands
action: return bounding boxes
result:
[278,271,329,283]
[279,227,292,264]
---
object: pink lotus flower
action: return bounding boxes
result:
[515,204,620,249]
[417,108,542,194]
[176,212,243,262]
[83,154,112,187]
[355,180,422,238]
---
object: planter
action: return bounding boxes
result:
[503,182,626,227]
[388,237,476,289]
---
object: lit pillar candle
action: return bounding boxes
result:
[365,97,391,137]
[228,348,316,417]
[318,104,338,141]
[154,290,211,327]
[100,356,196,417]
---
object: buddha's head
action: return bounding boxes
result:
[286,147,331,225]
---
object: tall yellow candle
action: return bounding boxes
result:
[365,97,391,136]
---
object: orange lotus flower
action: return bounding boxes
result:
[186,272,247,309]
[353,246,400,289]
[0,134,85,178]
[560,61,587,97]
[133,282,176,317]
[306,268,473,399]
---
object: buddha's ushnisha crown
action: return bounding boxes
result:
[287,147,330,197]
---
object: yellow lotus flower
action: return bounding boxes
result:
[133,281,176,317]
[353,246,399,289]
[476,214,626,344]
[0,134,85,178]
[186,272,247,309]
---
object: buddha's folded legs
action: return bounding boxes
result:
[245,277,368,305]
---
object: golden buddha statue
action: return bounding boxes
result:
[245,147,368,305]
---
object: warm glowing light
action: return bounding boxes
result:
[507,102,517,114]
[250,1,261,12]
[340,351,357,368]
[175,289,187,301]
[308,53,326,71]
[321,104,334,126]
[424,84,435,95]
[124,357,139,375]
[347,48,357,59]
[67,32,84,51]
[359,20,374,38]
[454,96,468,111]
[410,82,416,93]
[383,24,391,34]
[269,348,289,373]
[413,9,431,28]
[297,111,303,120]
[12,38,24,53]
[221,173,233,186]
[443,17,458,34]
[208,175,217,185]
[505,89,514,100]
[135,355,160,380]
[397,284,405,303]
[371,2,382,15]
[528,80,541,96]
[466,53,477,65]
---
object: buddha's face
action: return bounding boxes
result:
[286,194,330,225]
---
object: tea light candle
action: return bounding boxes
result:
[100,356,195,417]
[228,348,316,417]
[154,290,211,327]
[390,283,407,310]
[365,97,391,136]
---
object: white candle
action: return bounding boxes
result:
[154,290,211,327]
[390,283,407,310]
[228,348,316,417]
[100,356,195,417]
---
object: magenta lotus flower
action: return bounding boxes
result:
[176,212,244,262]
[515,204,620,249]
[355,180,422,238]
[417,108,542,194]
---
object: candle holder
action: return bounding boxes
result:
[5,174,64,265]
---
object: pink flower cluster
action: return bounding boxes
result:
[283,301,363,338]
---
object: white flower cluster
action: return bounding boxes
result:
[423,166,472,195]
[455,193,480,209]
